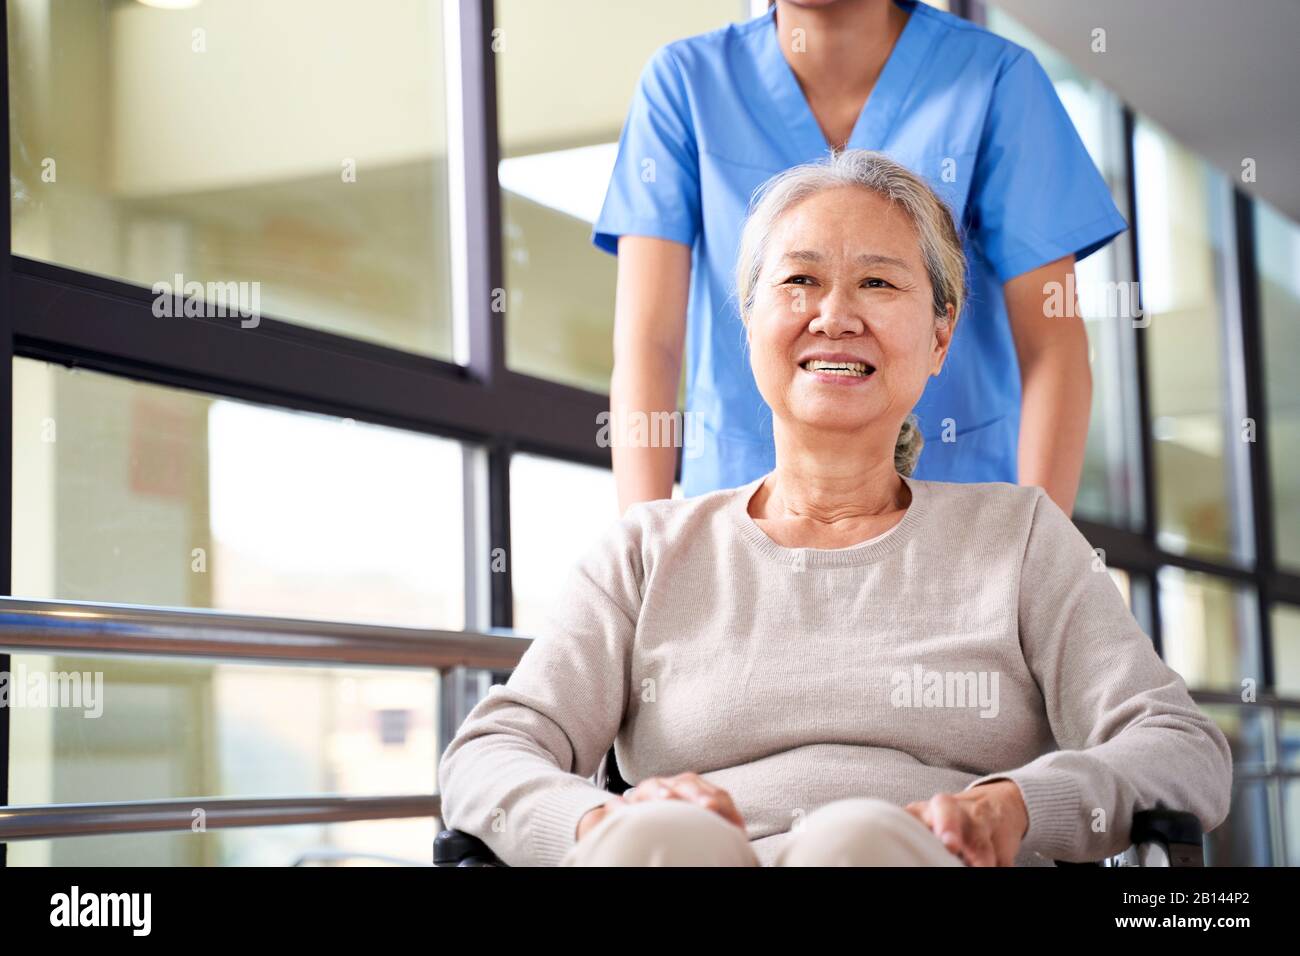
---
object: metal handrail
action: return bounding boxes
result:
[4,599,1297,707]
[291,848,434,867]
[1189,688,1300,711]
[0,598,520,845]
[0,597,531,668]
[0,794,440,841]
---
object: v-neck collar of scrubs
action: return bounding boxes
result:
[751,0,937,156]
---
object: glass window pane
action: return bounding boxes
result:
[985,9,1142,530]
[1254,201,1300,571]
[1272,603,1300,698]
[1281,709,1300,773]
[1157,567,1260,692]
[7,817,436,867]
[8,0,454,358]
[508,453,618,634]
[1198,702,1274,775]
[12,358,465,628]
[1196,704,1277,865]
[1205,779,1274,867]
[7,654,437,807]
[1135,118,1248,561]
[1286,780,1300,867]
[495,0,750,393]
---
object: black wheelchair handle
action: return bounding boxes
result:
[434,828,505,866]
[1131,808,1202,847]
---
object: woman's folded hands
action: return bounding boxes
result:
[573,771,1030,867]
[576,772,746,842]
[905,779,1029,866]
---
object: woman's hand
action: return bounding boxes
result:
[904,780,1029,866]
[575,772,746,842]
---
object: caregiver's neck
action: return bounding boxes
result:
[774,0,910,108]
[754,424,909,525]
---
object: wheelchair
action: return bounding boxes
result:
[434,747,1206,867]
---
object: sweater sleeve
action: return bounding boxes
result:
[964,489,1233,862]
[436,513,644,867]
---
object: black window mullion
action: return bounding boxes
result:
[463,0,512,630]
[1121,105,1164,655]
[455,0,506,386]
[958,0,989,29]
[488,442,514,629]
[1233,191,1278,691]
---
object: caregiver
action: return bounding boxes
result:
[594,0,1126,514]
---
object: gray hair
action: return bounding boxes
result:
[734,149,967,476]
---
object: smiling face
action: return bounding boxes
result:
[746,185,952,439]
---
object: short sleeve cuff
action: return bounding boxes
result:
[592,215,697,255]
[529,781,620,867]
[991,209,1129,284]
[965,766,1082,860]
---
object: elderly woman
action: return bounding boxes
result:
[437,150,1232,867]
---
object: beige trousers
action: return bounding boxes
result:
[559,797,967,867]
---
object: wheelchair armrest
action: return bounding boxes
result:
[1120,808,1204,867]
[434,828,509,867]
[1059,809,1205,867]
[1131,808,1202,846]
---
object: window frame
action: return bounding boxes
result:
[0,0,596,863]
[970,0,1300,865]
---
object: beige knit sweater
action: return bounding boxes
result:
[438,474,1233,866]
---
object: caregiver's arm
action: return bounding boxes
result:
[963,489,1234,863]
[610,235,691,515]
[1006,254,1091,515]
[436,516,642,866]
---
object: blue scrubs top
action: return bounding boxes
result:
[593,0,1127,497]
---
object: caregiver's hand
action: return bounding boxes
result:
[905,780,1029,867]
[575,772,746,841]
